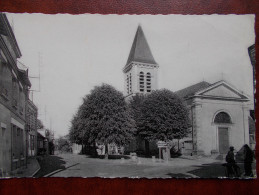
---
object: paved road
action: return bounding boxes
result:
[44,153,237,178]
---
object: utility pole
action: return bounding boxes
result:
[29,52,41,101]
[44,105,47,126]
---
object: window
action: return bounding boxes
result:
[12,78,18,109]
[214,112,232,124]
[12,98,18,109]
[0,63,9,99]
[17,128,20,136]
[146,72,151,92]
[20,129,24,151]
[30,135,35,150]
[139,72,144,92]
[126,75,129,94]
[129,73,132,93]
[19,86,24,114]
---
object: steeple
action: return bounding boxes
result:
[123,25,159,99]
[126,25,157,66]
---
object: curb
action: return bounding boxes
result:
[44,169,63,177]
[31,158,41,177]
[43,163,80,177]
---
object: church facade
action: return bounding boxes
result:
[176,81,252,156]
[123,25,254,156]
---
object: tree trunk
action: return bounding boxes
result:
[145,140,150,156]
[105,144,109,159]
[82,144,84,154]
[92,141,98,157]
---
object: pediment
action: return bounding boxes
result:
[196,81,249,100]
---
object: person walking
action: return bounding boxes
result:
[243,144,254,177]
[225,146,239,177]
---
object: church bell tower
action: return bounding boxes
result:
[123,25,159,99]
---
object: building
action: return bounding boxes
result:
[37,128,49,155]
[123,25,254,157]
[26,97,38,157]
[248,44,256,150]
[123,25,159,100]
[37,128,54,155]
[123,25,160,154]
[0,13,32,174]
[176,80,251,156]
[72,143,82,154]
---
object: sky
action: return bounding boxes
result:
[6,13,255,137]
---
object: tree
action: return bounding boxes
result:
[57,135,72,153]
[138,89,190,142]
[129,93,145,128]
[69,112,83,145]
[37,119,44,129]
[129,93,149,153]
[69,84,136,157]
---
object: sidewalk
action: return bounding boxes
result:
[33,155,66,177]
[12,157,40,178]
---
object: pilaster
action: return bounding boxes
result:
[192,99,203,155]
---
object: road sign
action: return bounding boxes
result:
[157,141,168,148]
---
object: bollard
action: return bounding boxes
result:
[152,156,156,163]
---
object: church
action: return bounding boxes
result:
[123,25,254,156]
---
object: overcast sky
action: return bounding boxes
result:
[6,13,255,137]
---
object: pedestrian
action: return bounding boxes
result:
[243,144,254,177]
[225,146,239,176]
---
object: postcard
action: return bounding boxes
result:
[0,13,256,178]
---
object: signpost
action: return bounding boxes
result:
[157,141,170,161]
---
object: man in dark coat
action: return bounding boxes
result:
[244,144,254,177]
[226,146,239,176]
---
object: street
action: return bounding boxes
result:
[34,153,244,178]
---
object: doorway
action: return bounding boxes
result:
[218,127,229,154]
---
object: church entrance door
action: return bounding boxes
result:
[218,127,229,154]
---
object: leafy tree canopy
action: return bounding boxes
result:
[69,112,84,144]
[129,93,145,128]
[56,136,72,152]
[69,84,136,147]
[138,89,190,142]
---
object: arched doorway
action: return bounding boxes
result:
[214,111,232,154]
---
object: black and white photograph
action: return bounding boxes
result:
[0,13,256,178]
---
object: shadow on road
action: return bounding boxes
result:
[187,163,226,178]
[34,155,66,177]
[187,162,256,178]
[165,163,227,178]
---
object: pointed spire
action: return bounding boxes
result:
[126,25,157,66]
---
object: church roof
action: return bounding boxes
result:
[175,81,211,99]
[176,80,250,102]
[126,25,157,66]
